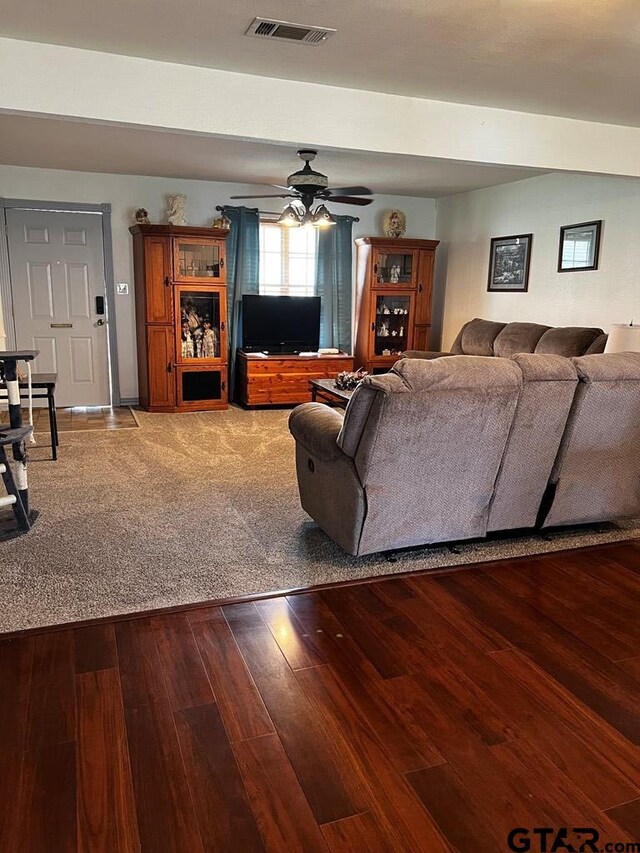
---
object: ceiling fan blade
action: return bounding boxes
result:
[325,186,374,196]
[228,194,296,199]
[269,184,295,191]
[327,196,374,206]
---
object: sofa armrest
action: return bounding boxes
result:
[402,350,454,360]
[288,403,345,462]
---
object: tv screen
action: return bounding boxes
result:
[242,295,321,354]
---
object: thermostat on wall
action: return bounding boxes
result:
[116,283,129,295]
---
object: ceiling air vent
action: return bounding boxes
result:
[245,18,336,46]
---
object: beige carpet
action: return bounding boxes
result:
[0,406,638,633]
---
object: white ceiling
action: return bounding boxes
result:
[0,114,544,197]
[1,0,640,126]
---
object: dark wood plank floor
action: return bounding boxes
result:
[2,540,640,852]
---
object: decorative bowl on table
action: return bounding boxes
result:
[335,368,369,391]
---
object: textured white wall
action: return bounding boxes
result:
[435,173,640,349]
[0,164,436,399]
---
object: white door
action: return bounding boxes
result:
[6,209,110,406]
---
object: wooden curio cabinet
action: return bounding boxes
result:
[354,237,439,374]
[130,224,230,412]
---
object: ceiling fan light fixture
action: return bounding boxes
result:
[310,204,336,228]
[278,204,302,227]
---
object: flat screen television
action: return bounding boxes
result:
[242,295,321,354]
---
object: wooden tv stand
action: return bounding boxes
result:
[237,350,354,407]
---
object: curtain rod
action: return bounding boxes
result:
[216,204,359,222]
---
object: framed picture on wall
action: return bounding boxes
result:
[487,234,533,292]
[558,220,602,272]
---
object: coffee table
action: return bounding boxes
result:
[308,378,354,409]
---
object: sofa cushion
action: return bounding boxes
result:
[336,382,379,458]
[493,322,550,358]
[449,322,469,354]
[459,318,507,356]
[350,356,522,554]
[534,326,604,357]
[584,333,608,355]
[487,354,578,533]
[543,352,640,528]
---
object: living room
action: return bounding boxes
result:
[1,3,640,851]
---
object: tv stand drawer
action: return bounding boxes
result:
[237,351,353,407]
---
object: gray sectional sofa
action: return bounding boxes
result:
[288,352,640,556]
[404,317,607,361]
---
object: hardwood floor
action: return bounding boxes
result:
[0,406,138,432]
[1,540,640,852]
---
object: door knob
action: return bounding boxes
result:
[95,318,106,326]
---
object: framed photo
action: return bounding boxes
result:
[558,220,602,272]
[487,234,533,292]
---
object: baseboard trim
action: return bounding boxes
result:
[120,397,139,406]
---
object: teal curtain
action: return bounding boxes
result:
[220,205,260,400]
[315,215,356,352]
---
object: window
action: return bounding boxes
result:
[259,222,317,296]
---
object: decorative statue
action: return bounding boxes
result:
[167,194,187,226]
[201,320,219,358]
[383,208,407,239]
[211,215,231,230]
[134,207,150,225]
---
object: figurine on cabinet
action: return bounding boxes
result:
[211,215,231,231]
[390,264,400,284]
[181,321,194,358]
[134,208,150,225]
[201,319,219,358]
[167,194,187,226]
[383,209,407,239]
[184,301,201,331]
[192,325,204,357]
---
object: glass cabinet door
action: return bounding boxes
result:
[173,238,224,282]
[373,250,416,286]
[373,294,412,357]
[177,287,225,363]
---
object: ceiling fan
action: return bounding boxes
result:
[229,149,374,227]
